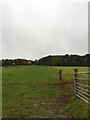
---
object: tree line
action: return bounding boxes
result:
[1,54,90,66]
[34,54,90,66]
[1,59,33,66]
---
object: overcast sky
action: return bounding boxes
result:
[1,0,88,60]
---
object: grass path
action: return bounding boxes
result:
[48,66,74,118]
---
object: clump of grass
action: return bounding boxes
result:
[65,97,88,118]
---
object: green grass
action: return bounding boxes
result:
[53,66,89,118]
[2,65,89,118]
[53,66,88,80]
[2,66,61,118]
[66,97,88,118]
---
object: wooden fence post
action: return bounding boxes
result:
[60,70,62,80]
[74,69,78,96]
[57,70,62,80]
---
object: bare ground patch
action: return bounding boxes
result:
[46,79,73,89]
[43,80,74,118]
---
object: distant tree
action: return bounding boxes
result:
[2,59,13,66]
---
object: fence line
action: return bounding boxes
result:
[74,69,90,104]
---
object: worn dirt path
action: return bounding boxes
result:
[48,67,74,118]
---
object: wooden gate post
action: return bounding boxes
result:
[74,69,78,96]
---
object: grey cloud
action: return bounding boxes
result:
[2,0,88,60]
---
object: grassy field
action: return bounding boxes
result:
[2,65,89,118]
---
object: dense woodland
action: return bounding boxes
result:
[1,54,90,66]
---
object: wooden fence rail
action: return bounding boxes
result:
[74,69,90,104]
